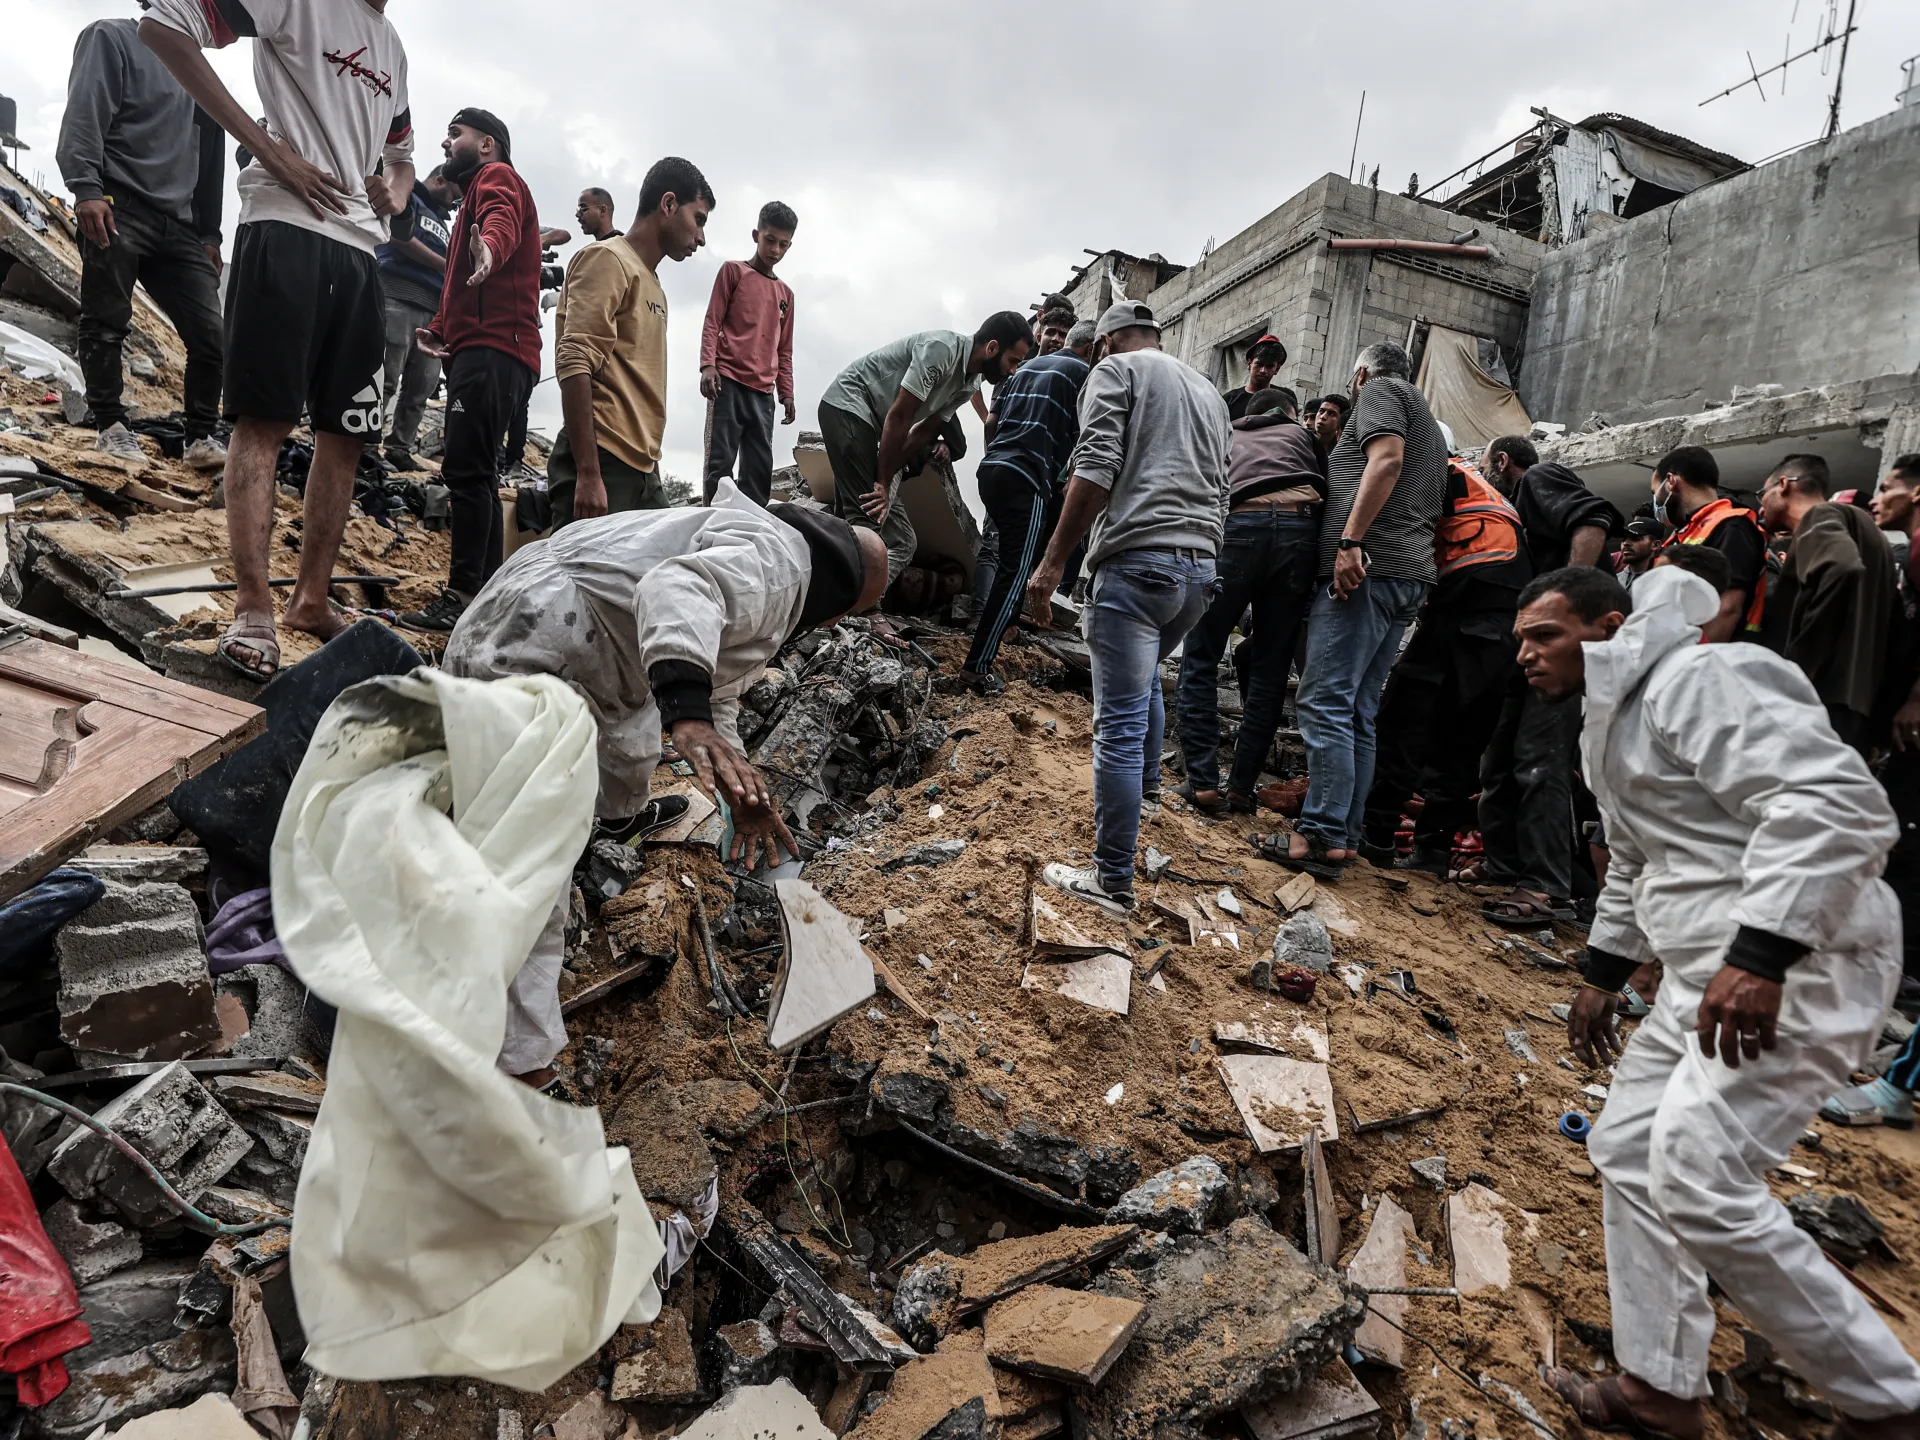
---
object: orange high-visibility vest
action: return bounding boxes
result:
[1667,496,1767,632]
[1435,460,1524,579]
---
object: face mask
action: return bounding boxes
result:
[1651,480,1672,526]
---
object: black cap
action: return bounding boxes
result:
[1625,517,1670,539]
[450,107,511,163]
[770,503,866,631]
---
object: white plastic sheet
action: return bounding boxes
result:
[272,669,664,1391]
[0,321,83,390]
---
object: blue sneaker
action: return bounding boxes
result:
[1819,1076,1914,1129]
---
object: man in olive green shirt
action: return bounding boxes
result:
[817,313,1032,581]
[551,156,713,528]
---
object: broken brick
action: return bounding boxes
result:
[54,880,223,1065]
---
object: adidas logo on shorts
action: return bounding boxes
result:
[340,380,385,435]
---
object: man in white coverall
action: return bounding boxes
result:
[1513,562,1920,1439]
[444,478,889,1087]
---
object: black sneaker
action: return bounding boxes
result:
[596,794,693,845]
[1357,839,1399,869]
[384,444,421,472]
[398,588,470,633]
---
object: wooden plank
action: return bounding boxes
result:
[1347,1195,1416,1368]
[1302,1130,1340,1267]
[767,878,878,1051]
[0,636,264,735]
[983,1284,1145,1387]
[1149,896,1201,945]
[1217,1054,1337,1154]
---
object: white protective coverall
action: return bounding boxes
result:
[1581,564,1920,1416]
[272,668,665,1390]
[443,478,813,1071]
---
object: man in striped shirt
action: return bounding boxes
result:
[961,320,1095,687]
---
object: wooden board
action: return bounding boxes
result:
[0,637,262,902]
[1020,954,1131,1016]
[1241,1358,1381,1440]
[1302,1130,1340,1268]
[983,1284,1145,1387]
[1347,1195,1417,1369]
[768,878,878,1051]
[1217,1054,1337,1154]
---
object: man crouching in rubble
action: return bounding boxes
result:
[1518,563,1920,1438]
[443,477,888,1089]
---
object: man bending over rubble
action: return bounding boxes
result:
[442,479,888,1088]
[1519,563,1920,1438]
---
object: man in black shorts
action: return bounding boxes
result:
[141,0,414,683]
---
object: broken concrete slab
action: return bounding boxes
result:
[1031,887,1130,956]
[32,1329,237,1440]
[1105,1156,1230,1236]
[66,844,208,885]
[680,1379,836,1440]
[983,1283,1145,1386]
[47,1059,252,1226]
[1346,1194,1417,1368]
[54,879,223,1064]
[768,878,878,1052]
[707,1318,780,1391]
[104,1392,263,1439]
[552,1389,632,1440]
[1020,953,1131,1016]
[893,1224,1139,1350]
[1447,1182,1539,1296]
[1241,1357,1382,1440]
[41,1196,142,1286]
[1083,1218,1368,1440]
[207,1069,324,1114]
[1271,913,1333,974]
[1217,1054,1338,1153]
[235,1106,312,1183]
[848,1330,997,1440]
[213,962,314,1061]
[73,1257,199,1361]
[611,1307,703,1405]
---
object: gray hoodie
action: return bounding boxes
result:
[1072,347,1232,571]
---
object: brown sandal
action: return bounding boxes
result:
[1545,1368,1703,1440]
[216,617,280,683]
[1256,830,1345,882]
[1483,887,1576,929]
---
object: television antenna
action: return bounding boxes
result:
[1698,0,1858,139]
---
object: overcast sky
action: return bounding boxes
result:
[7,0,1919,500]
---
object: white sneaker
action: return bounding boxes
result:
[183,436,228,471]
[1042,862,1135,919]
[92,422,149,469]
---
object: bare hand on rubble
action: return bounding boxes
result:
[859,483,891,525]
[670,719,796,869]
[1567,987,1623,1068]
[256,135,351,218]
[729,801,800,872]
[76,199,117,249]
[1696,965,1781,1069]
[466,227,495,287]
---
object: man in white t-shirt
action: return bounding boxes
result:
[141,0,414,684]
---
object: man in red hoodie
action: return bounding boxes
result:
[403,107,541,632]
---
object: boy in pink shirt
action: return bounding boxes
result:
[700,201,796,505]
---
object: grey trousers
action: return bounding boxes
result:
[381,296,441,450]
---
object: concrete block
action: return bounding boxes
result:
[680,1380,835,1440]
[1106,1157,1232,1236]
[228,1147,299,1209]
[213,963,314,1061]
[207,1070,324,1114]
[72,1258,200,1361]
[707,1318,780,1391]
[237,1107,312,1171]
[41,1198,142,1286]
[32,1330,237,1440]
[48,1060,253,1227]
[611,1307,702,1404]
[56,881,223,1065]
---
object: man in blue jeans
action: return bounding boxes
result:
[1277,342,1448,878]
[1023,302,1231,916]
[1175,386,1325,811]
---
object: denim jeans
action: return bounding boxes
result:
[1175,507,1319,795]
[1295,574,1430,847]
[1086,548,1216,889]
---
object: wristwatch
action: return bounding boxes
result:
[1337,537,1365,551]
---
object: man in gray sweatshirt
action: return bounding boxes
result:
[1024,301,1232,915]
[56,17,225,471]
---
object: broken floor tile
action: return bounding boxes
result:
[1346,1195,1417,1368]
[1105,1156,1230,1236]
[55,880,222,1064]
[41,1197,141,1286]
[1084,1218,1367,1440]
[1212,1020,1329,1061]
[95,1392,261,1439]
[1217,1054,1337,1153]
[1020,953,1131,1016]
[681,1379,835,1440]
[983,1283,1145,1386]
[892,1224,1138,1350]
[48,1060,252,1226]
[1241,1357,1382,1440]
[1275,873,1317,913]
[553,1388,632,1440]
[767,878,878,1052]
[1409,1156,1448,1190]
[610,1307,702,1404]
[1030,888,1129,957]
[1448,1182,1539,1296]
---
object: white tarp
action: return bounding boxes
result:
[0,321,83,390]
[272,669,664,1391]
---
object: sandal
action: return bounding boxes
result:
[216,617,280,683]
[1483,887,1577,929]
[1175,780,1228,814]
[1545,1368,1703,1440]
[1255,830,1345,882]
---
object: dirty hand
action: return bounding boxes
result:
[729,796,799,873]
[256,135,351,218]
[1696,964,1782,1069]
[202,242,223,277]
[466,226,495,287]
[364,172,401,218]
[1566,986,1623,1068]
[782,399,797,426]
[699,366,720,400]
[670,718,774,813]
[1894,695,1920,752]
[413,328,451,360]
[1332,543,1368,598]
[859,482,891,525]
[76,198,117,249]
[928,441,951,467]
[1023,563,1062,628]
[572,466,608,520]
